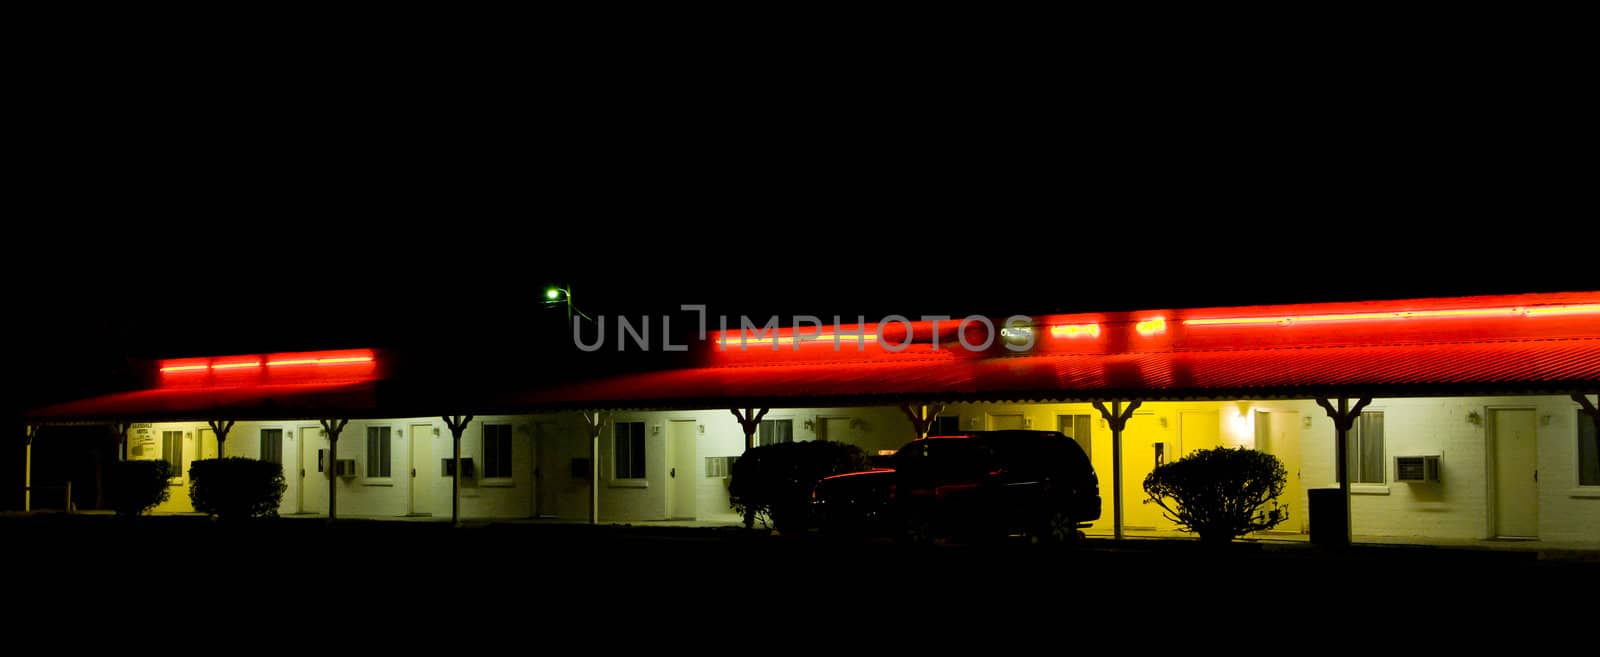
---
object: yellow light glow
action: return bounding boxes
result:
[877,450,897,456]
[1049,323,1101,338]
[1524,304,1600,316]
[1178,304,1599,327]
[1135,318,1167,336]
[159,365,208,372]
[266,356,375,366]
[726,334,881,346]
[210,361,262,370]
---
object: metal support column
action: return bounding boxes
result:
[443,415,473,527]
[319,419,348,523]
[1092,400,1141,540]
[1315,395,1372,546]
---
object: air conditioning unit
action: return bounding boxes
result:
[1395,455,1441,483]
[442,457,476,478]
[336,459,358,477]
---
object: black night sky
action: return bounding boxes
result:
[4,37,1592,510]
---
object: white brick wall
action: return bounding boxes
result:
[133,394,1599,542]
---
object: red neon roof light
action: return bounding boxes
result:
[1183,302,1600,327]
[158,349,377,387]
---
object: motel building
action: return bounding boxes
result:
[20,291,1600,547]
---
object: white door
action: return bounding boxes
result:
[300,425,326,515]
[534,422,559,517]
[409,423,433,516]
[1253,411,1303,533]
[277,429,298,514]
[1122,413,1173,530]
[197,427,217,461]
[668,420,697,520]
[1492,409,1539,538]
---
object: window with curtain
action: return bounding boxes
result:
[1346,412,1385,484]
[259,429,283,465]
[614,422,646,479]
[1579,411,1598,487]
[1058,414,1092,460]
[758,419,793,446]
[161,430,183,478]
[367,427,391,478]
[483,424,513,479]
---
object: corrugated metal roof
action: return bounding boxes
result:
[495,337,1600,410]
[26,382,378,422]
[24,292,1600,420]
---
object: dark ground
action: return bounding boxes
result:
[3,515,1594,646]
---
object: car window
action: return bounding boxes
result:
[894,439,995,482]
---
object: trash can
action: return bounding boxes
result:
[1308,488,1349,547]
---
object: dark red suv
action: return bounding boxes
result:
[811,430,1101,543]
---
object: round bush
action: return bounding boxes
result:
[188,457,287,519]
[729,441,872,531]
[1143,447,1288,544]
[107,460,173,516]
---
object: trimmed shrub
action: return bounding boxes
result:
[188,458,287,519]
[729,441,872,531]
[107,460,173,516]
[1143,447,1288,544]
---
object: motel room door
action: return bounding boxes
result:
[277,429,298,514]
[533,422,560,518]
[299,424,326,515]
[667,420,697,520]
[1491,409,1539,538]
[1122,413,1178,531]
[409,423,433,516]
[197,427,219,460]
[1254,411,1304,534]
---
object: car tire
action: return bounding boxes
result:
[898,508,935,545]
[1032,507,1079,545]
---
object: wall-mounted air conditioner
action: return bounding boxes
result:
[1394,455,1441,483]
[336,459,358,477]
[442,457,476,478]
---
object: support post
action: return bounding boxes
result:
[319,419,348,523]
[24,425,36,512]
[730,408,770,452]
[206,419,235,459]
[1092,400,1142,540]
[898,402,946,439]
[730,408,771,528]
[1315,395,1372,546]
[581,411,607,525]
[443,415,473,527]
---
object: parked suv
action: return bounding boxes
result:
[811,430,1100,543]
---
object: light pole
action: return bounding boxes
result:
[544,285,592,323]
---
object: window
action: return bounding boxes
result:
[1580,411,1598,487]
[758,419,793,446]
[935,415,962,436]
[1058,414,1091,460]
[483,423,513,479]
[259,429,283,465]
[614,421,646,479]
[367,427,392,478]
[1346,411,1385,484]
[161,430,183,478]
